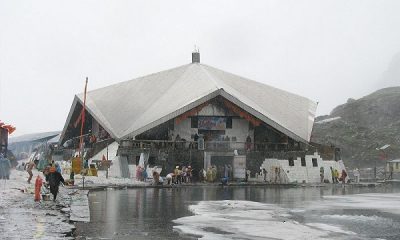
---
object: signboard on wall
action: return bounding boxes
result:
[198,117,226,130]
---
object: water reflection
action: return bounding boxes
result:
[76,185,400,240]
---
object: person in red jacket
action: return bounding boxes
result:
[341,169,348,185]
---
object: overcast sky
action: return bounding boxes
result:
[1,0,400,136]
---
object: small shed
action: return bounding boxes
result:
[386,159,400,173]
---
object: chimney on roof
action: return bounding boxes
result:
[192,49,200,63]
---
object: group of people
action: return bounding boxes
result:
[27,160,65,202]
[165,165,193,185]
[135,166,148,182]
[319,166,348,184]
[199,165,233,184]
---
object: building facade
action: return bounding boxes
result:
[59,52,341,182]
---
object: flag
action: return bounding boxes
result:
[73,111,83,128]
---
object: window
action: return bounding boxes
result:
[301,157,306,167]
[191,117,198,128]
[396,162,399,170]
[288,157,294,166]
[226,117,232,129]
[312,158,318,167]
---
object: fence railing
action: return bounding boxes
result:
[117,139,300,152]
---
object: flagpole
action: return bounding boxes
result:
[79,77,88,161]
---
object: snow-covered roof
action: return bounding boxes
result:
[48,134,61,144]
[60,62,317,143]
[388,159,400,163]
[9,131,60,144]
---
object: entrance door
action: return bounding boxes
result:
[210,156,233,179]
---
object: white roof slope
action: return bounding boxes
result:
[62,63,317,143]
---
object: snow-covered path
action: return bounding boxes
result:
[0,170,75,239]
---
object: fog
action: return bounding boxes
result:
[1,0,399,136]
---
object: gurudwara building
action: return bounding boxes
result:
[59,52,345,183]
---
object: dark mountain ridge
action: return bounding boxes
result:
[311,87,400,168]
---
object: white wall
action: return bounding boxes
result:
[173,118,197,141]
[260,153,346,183]
[226,118,252,143]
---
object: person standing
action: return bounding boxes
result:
[27,161,36,184]
[142,167,147,182]
[274,167,280,183]
[174,166,180,184]
[246,135,252,151]
[34,175,43,202]
[206,167,212,182]
[353,168,360,183]
[320,166,325,183]
[334,169,339,183]
[48,168,65,201]
[262,168,267,182]
[330,167,335,183]
[135,166,140,181]
[211,166,217,182]
[0,154,11,180]
[341,169,348,185]
[224,165,229,178]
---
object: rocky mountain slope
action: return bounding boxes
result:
[311,87,400,168]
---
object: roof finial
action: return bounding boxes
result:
[192,45,200,63]
[193,45,199,53]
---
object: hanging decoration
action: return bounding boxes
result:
[222,99,262,127]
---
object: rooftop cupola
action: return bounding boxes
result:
[192,50,200,63]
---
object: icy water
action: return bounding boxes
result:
[76,185,400,240]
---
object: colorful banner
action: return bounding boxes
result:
[72,157,82,174]
[198,117,226,130]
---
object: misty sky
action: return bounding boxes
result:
[1,0,400,136]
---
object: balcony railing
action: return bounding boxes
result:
[117,139,301,152]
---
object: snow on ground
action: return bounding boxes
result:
[316,193,400,214]
[174,193,400,240]
[0,170,75,239]
[73,170,148,187]
[315,116,341,124]
[173,200,355,240]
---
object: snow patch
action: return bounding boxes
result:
[315,117,341,124]
[173,200,351,240]
[320,193,400,214]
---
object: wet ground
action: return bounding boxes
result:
[75,184,400,240]
[0,170,75,240]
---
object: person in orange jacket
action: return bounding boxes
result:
[34,175,43,202]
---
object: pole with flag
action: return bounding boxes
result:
[79,77,88,169]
